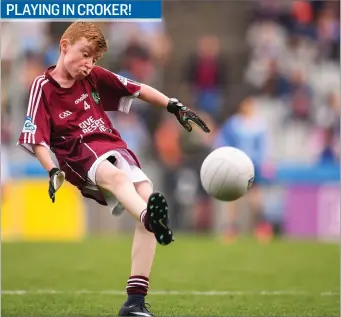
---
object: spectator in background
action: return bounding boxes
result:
[244,20,288,89]
[43,23,73,67]
[1,22,48,59]
[215,96,272,242]
[285,68,313,123]
[108,111,151,164]
[183,35,228,122]
[252,0,292,29]
[22,52,46,89]
[317,127,339,165]
[315,5,340,61]
[116,44,161,133]
[310,0,325,20]
[178,112,217,232]
[290,0,316,39]
[314,90,340,131]
[154,115,183,229]
[262,58,292,97]
[132,21,173,67]
[154,111,217,231]
[120,44,156,84]
[107,21,172,66]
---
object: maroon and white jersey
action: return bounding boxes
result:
[17,65,142,193]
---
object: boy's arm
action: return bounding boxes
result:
[32,144,57,172]
[17,78,65,203]
[138,84,169,107]
[139,84,210,133]
[33,144,65,203]
[92,67,210,133]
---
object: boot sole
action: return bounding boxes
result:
[147,192,174,245]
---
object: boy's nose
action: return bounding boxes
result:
[86,60,93,69]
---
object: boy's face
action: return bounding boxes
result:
[61,37,103,80]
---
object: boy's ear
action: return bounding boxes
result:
[60,39,68,53]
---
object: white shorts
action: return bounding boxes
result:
[87,150,153,215]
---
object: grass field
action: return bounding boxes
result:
[2,235,339,316]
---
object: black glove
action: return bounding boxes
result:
[167,98,210,133]
[48,168,65,203]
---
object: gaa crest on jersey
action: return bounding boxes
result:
[91,91,100,104]
[22,116,37,134]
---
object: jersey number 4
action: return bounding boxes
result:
[84,101,91,110]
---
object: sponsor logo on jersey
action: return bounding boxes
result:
[75,93,89,104]
[59,110,73,119]
[91,91,100,104]
[79,115,109,134]
[22,116,37,134]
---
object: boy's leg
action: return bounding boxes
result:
[95,160,174,245]
[131,181,156,277]
[94,161,171,316]
[119,181,157,316]
[95,160,147,221]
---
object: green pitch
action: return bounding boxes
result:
[2,235,339,316]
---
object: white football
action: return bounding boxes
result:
[200,147,255,201]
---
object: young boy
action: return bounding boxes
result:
[17,22,210,316]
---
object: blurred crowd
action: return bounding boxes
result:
[245,0,340,165]
[1,0,340,237]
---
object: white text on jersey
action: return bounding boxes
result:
[84,101,91,110]
[79,116,110,134]
[75,93,89,104]
[59,110,73,119]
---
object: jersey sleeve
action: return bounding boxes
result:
[91,66,141,113]
[17,77,51,156]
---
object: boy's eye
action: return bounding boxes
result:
[83,52,89,57]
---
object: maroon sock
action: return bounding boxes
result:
[125,275,149,305]
[140,209,153,233]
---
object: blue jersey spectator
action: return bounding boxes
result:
[215,97,269,182]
